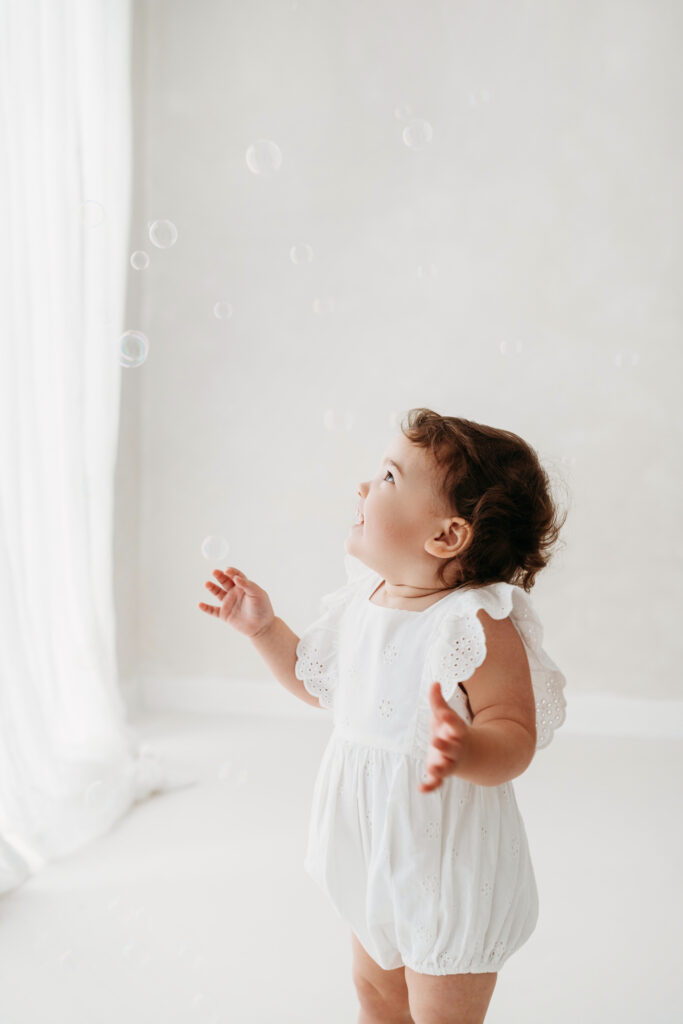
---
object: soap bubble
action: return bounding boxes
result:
[119,330,149,368]
[213,302,233,319]
[402,119,433,150]
[467,89,492,107]
[290,244,314,264]
[323,409,355,432]
[148,219,178,248]
[613,350,640,368]
[498,339,524,356]
[122,938,140,960]
[245,139,283,176]
[56,948,75,969]
[105,895,123,914]
[81,201,105,226]
[312,296,335,314]
[417,263,438,279]
[201,536,230,561]
[394,103,414,121]
[130,251,150,270]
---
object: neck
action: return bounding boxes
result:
[383,581,452,599]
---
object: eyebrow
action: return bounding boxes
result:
[384,458,404,476]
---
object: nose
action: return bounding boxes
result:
[357,481,368,498]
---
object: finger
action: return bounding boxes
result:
[429,682,453,717]
[419,776,443,793]
[214,569,235,584]
[220,568,248,589]
[198,602,219,615]
[222,567,245,582]
[432,735,457,757]
[206,581,226,597]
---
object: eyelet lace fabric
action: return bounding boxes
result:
[294,577,360,710]
[299,567,565,975]
[421,583,567,753]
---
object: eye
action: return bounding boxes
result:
[382,469,395,483]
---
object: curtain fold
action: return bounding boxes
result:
[0,0,194,896]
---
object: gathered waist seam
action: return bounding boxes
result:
[331,728,424,760]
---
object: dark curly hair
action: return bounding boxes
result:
[400,407,569,593]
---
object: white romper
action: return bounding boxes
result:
[294,562,567,975]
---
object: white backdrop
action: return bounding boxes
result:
[114,0,683,716]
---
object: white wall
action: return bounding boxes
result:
[114,0,683,716]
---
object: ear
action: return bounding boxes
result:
[424,517,472,558]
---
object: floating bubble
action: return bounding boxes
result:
[613,350,640,368]
[217,760,233,782]
[148,219,178,248]
[402,119,433,150]
[417,263,438,279]
[56,948,75,969]
[122,938,140,960]
[290,244,314,264]
[245,139,283,177]
[234,768,249,789]
[130,250,150,270]
[394,103,414,121]
[312,296,335,314]
[81,201,105,226]
[467,89,492,107]
[323,409,355,432]
[123,904,145,925]
[201,536,230,562]
[119,330,149,368]
[213,302,233,319]
[498,339,524,355]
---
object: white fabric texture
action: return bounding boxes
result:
[0,1,196,896]
[295,566,567,974]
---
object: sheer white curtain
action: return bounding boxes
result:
[0,0,192,896]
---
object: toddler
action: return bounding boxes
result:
[198,407,567,1024]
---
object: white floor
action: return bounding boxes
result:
[1,709,682,1024]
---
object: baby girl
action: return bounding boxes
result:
[199,406,567,1024]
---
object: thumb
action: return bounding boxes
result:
[430,681,448,703]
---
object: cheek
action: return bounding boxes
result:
[367,501,412,543]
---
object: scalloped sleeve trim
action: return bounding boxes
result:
[421,583,567,753]
[294,571,373,710]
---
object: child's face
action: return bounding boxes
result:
[345,433,470,584]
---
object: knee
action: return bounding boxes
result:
[353,974,413,1021]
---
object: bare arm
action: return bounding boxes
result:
[451,717,535,787]
[198,567,322,709]
[250,617,322,708]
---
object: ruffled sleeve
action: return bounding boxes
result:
[423,583,567,752]
[294,569,373,710]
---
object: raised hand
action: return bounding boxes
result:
[198,567,275,638]
[419,681,471,793]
